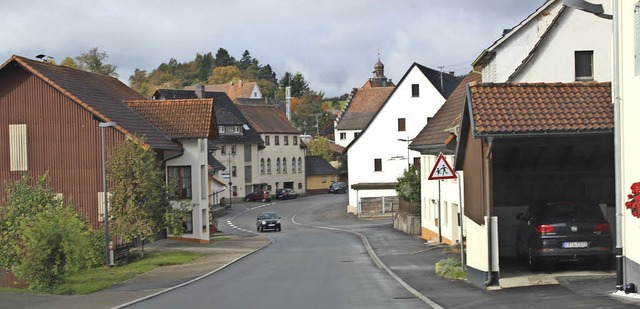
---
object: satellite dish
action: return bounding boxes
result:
[243,124,250,130]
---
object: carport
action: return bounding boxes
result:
[456,82,614,288]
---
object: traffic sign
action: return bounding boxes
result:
[428,153,457,180]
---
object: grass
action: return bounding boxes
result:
[435,257,467,280]
[50,251,203,295]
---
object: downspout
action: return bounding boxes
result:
[484,137,494,286]
[612,0,623,291]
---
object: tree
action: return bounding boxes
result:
[395,166,421,203]
[291,92,327,133]
[59,57,78,69]
[194,52,214,82]
[107,138,184,254]
[0,175,102,291]
[278,72,310,98]
[307,136,333,162]
[214,48,236,68]
[75,47,118,77]
[238,50,253,71]
[208,65,242,84]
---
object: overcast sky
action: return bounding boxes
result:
[2,0,544,97]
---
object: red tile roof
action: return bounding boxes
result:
[335,86,395,130]
[124,99,217,139]
[411,72,481,151]
[237,104,299,134]
[186,81,258,100]
[468,82,613,136]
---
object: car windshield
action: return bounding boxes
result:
[331,182,343,188]
[261,213,278,219]
[535,202,604,222]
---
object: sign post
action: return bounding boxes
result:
[428,153,457,243]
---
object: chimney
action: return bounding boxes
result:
[449,71,455,76]
[194,84,204,99]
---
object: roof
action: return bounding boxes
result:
[305,156,340,176]
[328,141,344,155]
[467,82,613,137]
[124,99,217,139]
[237,104,300,134]
[185,81,258,100]
[208,152,226,173]
[335,86,395,130]
[5,55,180,150]
[153,89,264,146]
[416,63,462,99]
[410,72,482,153]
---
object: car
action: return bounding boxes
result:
[275,188,299,200]
[328,182,347,194]
[257,212,281,232]
[245,190,271,202]
[515,201,612,271]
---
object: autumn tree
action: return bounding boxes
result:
[307,136,333,162]
[107,138,184,253]
[75,47,118,77]
[208,65,242,84]
[291,92,329,134]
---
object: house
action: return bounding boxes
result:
[124,99,219,243]
[410,72,481,245]
[334,57,395,148]
[616,0,640,291]
[152,87,265,204]
[305,155,341,194]
[0,55,220,246]
[185,80,262,101]
[237,103,306,194]
[344,62,461,215]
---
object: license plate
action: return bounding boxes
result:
[562,241,588,248]
[268,224,275,227]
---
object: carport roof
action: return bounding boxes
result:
[467,82,613,137]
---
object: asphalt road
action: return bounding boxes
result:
[128,194,427,309]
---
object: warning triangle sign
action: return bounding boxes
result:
[428,153,457,180]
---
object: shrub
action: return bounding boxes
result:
[435,257,467,280]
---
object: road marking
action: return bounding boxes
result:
[291,206,444,309]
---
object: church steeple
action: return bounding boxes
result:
[369,52,392,87]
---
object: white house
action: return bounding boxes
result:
[125,99,219,243]
[616,0,640,291]
[334,57,395,149]
[425,0,613,288]
[345,62,461,215]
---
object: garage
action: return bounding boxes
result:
[455,81,614,287]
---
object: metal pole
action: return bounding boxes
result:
[456,171,465,270]
[437,180,442,243]
[228,152,232,208]
[612,0,623,291]
[99,121,116,266]
[406,137,410,170]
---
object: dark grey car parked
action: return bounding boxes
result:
[515,201,612,271]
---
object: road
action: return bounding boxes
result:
[128,194,427,309]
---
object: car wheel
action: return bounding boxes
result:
[257,226,260,232]
[277,227,281,232]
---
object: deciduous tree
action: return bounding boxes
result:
[208,65,242,84]
[307,136,333,162]
[75,47,118,77]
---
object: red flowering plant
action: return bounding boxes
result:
[626,182,640,218]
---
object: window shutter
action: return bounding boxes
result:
[9,124,28,171]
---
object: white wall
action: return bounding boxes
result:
[347,65,445,212]
[166,138,210,242]
[334,129,360,148]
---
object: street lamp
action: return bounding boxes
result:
[398,137,414,170]
[563,0,621,291]
[99,121,116,267]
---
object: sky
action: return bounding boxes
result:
[2,0,544,97]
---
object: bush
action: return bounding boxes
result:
[0,175,102,291]
[435,257,467,280]
[395,167,420,203]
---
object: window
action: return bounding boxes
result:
[199,139,206,152]
[398,118,406,131]
[575,50,594,81]
[298,183,303,189]
[260,158,265,175]
[322,176,327,183]
[202,209,207,232]
[219,126,226,133]
[292,157,296,174]
[297,157,302,173]
[411,84,420,97]
[201,165,207,199]
[9,124,28,171]
[231,166,237,177]
[354,132,360,139]
[234,126,241,133]
[231,145,236,155]
[267,158,272,174]
[283,158,287,173]
[245,165,252,183]
[293,136,298,145]
[340,132,346,140]
[244,144,251,162]
[276,158,281,174]
[413,157,421,170]
[221,145,226,155]
[284,136,289,145]
[374,159,382,172]
[453,203,460,226]
[265,135,270,145]
[275,136,280,145]
[168,166,192,199]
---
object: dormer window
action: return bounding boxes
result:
[234,126,241,133]
[219,126,226,133]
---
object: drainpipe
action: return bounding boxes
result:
[484,137,494,286]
